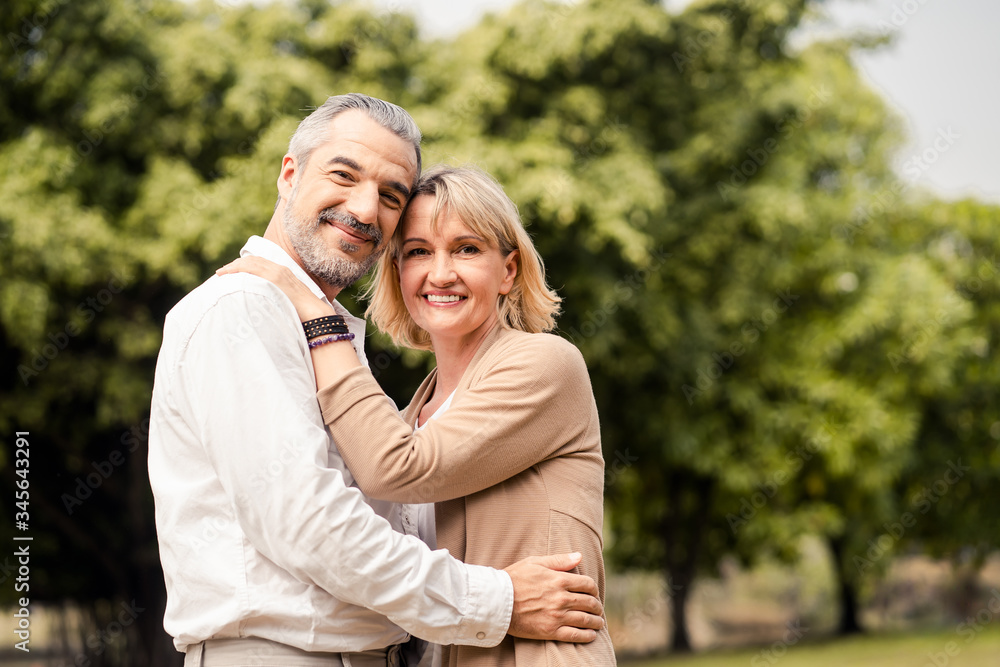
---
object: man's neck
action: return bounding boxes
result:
[262,215,342,303]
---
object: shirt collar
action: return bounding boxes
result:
[239,235,365,331]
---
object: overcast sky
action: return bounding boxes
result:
[373,0,1000,204]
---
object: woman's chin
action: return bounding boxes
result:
[424,320,498,347]
[422,325,467,342]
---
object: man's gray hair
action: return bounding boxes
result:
[288,93,422,188]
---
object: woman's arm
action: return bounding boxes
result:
[320,333,598,504]
[217,258,598,504]
[216,256,379,390]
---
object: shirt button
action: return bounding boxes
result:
[476,632,486,640]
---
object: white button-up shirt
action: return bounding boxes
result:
[148,236,512,654]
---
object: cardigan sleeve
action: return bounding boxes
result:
[318,333,596,503]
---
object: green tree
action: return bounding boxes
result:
[1,0,422,663]
[888,198,1000,618]
[3,0,996,661]
[407,0,975,650]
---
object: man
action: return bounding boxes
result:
[148,93,604,667]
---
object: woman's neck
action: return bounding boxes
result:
[428,319,498,399]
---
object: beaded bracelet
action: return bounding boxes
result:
[307,332,355,349]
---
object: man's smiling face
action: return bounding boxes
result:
[278,109,418,290]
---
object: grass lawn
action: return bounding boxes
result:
[621,627,1000,667]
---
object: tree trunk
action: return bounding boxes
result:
[130,435,184,667]
[828,536,863,635]
[132,566,182,667]
[667,576,693,653]
[662,473,714,653]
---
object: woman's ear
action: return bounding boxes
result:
[499,250,519,295]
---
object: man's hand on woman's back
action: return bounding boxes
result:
[504,552,605,642]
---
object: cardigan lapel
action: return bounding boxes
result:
[401,323,513,425]
[452,323,510,398]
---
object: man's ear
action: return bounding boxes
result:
[277,154,297,202]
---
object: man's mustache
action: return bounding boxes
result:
[318,209,383,246]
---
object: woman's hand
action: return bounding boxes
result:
[216,256,334,322]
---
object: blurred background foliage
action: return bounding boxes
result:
[2,0,999,664]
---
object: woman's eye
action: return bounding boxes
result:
[406,248,429,257]
[458,245,480,255]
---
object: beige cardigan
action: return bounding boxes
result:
[318,325,616,666]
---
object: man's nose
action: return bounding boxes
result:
[344,183,380,228]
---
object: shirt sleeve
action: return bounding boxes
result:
[172,279,512,646]
[317,332,596,503]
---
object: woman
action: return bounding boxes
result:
[219,166,616,666]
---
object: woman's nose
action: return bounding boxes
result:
[429,253,457,285]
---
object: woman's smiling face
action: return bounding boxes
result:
[396,194,518,347]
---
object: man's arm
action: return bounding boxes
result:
[505,554,604,642]
[174,279,602,643]
[173,282,506,645]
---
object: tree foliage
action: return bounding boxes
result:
[403,0,995,648]
[2,0,998,662]
[1,1,423,663]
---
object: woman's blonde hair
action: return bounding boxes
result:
[365,165,561,350]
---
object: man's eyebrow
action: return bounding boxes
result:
[324,156,411,200]
[324,156,363,172]
[386,180,411,200]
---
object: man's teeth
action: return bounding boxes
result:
[426,295,464,303]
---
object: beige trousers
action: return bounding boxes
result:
[183,637,403,667]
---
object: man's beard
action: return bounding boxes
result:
[282,196,384,290]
